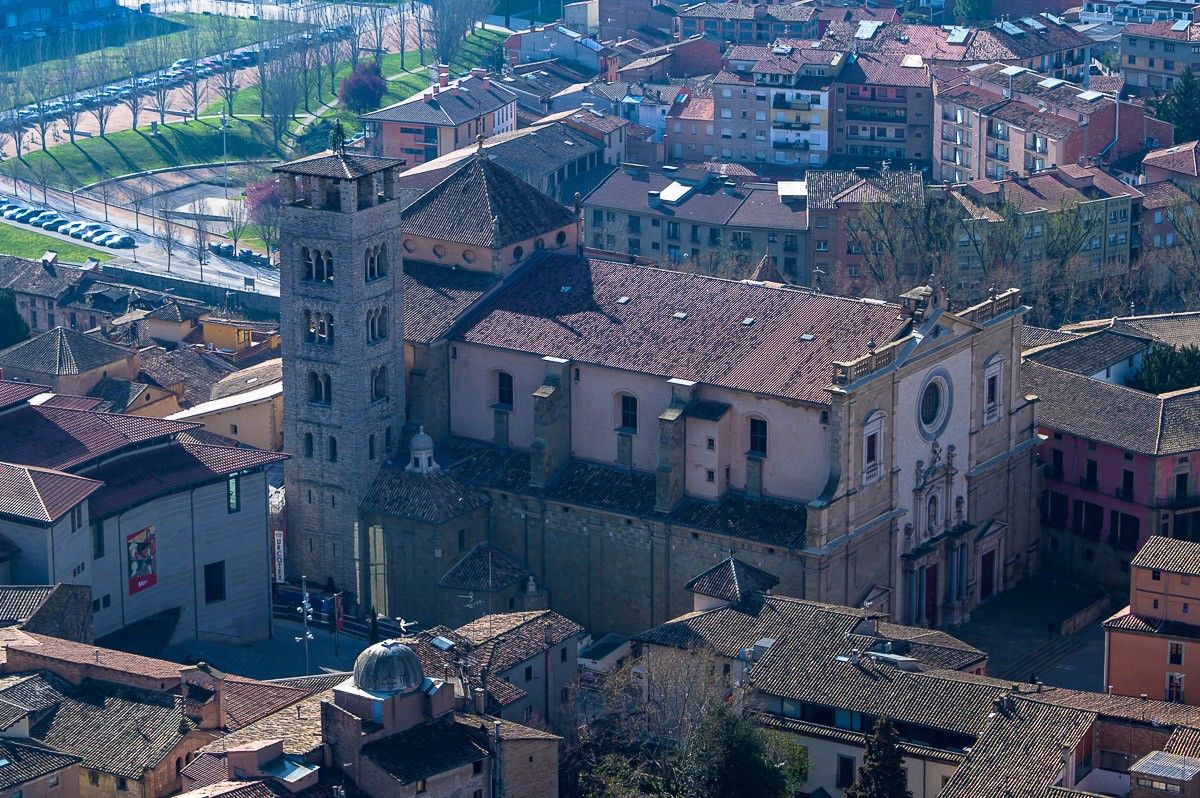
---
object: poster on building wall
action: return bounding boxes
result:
[274,529,286,583]
[127,525,157,595]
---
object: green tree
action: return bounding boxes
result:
[953,0,993,21]
[1127,344,1200,394]
[0,290,29,349]
[845,718,913,798]
[678,704,787,798]
[1152,68,1200,143]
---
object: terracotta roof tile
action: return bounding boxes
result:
[400,157,578,250]
[1132,535,1200,575]
[0,463,102,524]
[1024,328,1152,375]
[438,542,529,592]
[360,466,490,523]
[401,261,497,345]
[939,699,1096,798]
[0,328,133,377]
[1144,140,1200,178]
[274,151,405,179]
[0,739,79,790]
[361,75,516,127]
[0,405,197,471]
[180,753,228,788]
[0,381,48,410]
[0,588,58,625]
[83,441,287,519]
[684,556,780,603]
[222,677,310,731]
[457,255,906,405]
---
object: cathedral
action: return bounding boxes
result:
[276,148,1041,635]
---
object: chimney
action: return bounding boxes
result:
[648,190,661,207]
[473,687,486,714]
[438,63,450,88]
[471,67,485,77]
[723,179,739,196]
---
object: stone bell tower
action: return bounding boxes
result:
[273,151,407,602]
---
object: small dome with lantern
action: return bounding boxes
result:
[352,640,425,694]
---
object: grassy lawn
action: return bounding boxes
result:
[3,12,307,112]
[208,29,506,133]
[0,222,111,263]
[0,118,283,192]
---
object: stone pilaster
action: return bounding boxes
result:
[530,356,571,488]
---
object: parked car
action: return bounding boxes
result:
[81,228,111,242]
[43,218,72,232]
[31,214,61,228]
[13,208,44,222]
[110,235,136,248]
[92,232,120,246]
[69,223,104,239]
[2,206,27,220]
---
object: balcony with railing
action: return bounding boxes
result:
[986,126,1009,142]
[773,94,812,111]
[772,139,810,150]
[774,120,812,131]
[847,106,907,123]
[986,144,1008,160]
[941,127,969,145]
[849,130,906,142]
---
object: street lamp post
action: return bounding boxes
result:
[220,110,229,200]
[295,574,314,675]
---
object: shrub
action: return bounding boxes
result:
[338,61,386,113]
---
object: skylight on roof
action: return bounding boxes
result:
[901,54,924,67]
[660,180,694,204]
[999,65,1026,76]
[854,20,884,39]
[1038,77,1066,88]
[945,26,970,43]
[777,180,808,198]
[673,311,688,320]
[1022,16,1047,29]
[1077,89,1104,102]
[997,20,1024,34]
[1172,19,1190,30]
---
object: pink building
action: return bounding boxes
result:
[361,68,517,165]
[1144,140,1200,188]
[1025,319,1200,586]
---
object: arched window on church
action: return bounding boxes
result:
[301,247,314,281]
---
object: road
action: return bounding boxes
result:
[4,176,280,296]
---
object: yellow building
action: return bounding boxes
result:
[166,381,284,451]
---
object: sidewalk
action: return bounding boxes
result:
[164,618,368,679]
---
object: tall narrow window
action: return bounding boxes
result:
[226,475,241,513]
[497,371,514,408]
[863,412,884,485]
[371,366,388,401]
[619,394,638,432]
[328,437,338,462]
[368,434,376,460]
[984,357,1004,424]
[304,432,314,458]
[204,561,226,604]
[749,418,768,457]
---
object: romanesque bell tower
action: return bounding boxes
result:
[274,151,406,604]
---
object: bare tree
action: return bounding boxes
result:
[25,47,55,151]
[57,31,85,145]
[263,53,301,144]
[428,0,475,65]
[414,0,427,66]
[225,197,250,251]
[211,11,242,119]
[0,73,26,160]
[343,3,369,71]
[254,0,271,117]
[97,180,114,222]
[121,38,149,131]
[183,24,208,120]
[187,199,212,272]
[86,59,114,138]
[396,1,409,70]
[368,4,390,63]
[156,200,179,272]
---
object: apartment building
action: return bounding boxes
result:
[1105,536,1200,705]
[0,379,284,645]
[830,52,933,165]
[503,23,617,77]
[805,169,925,280]
[1080,0,1197,26]
[948,165,1141,289]
[1145,140,1200,186]
[933,63,1172,182]
[1121,21,1200,93]
[711,42,845,166]
[822,16,1093,84]
[360,68,517,165]
[665,92,716,162]
[581,164,811,278]
[1024,312,1200,586]
[674,2,821,44]
[1141,179,1194,250]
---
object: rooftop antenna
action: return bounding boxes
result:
[394,616,419,634]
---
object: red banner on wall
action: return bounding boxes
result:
[127,525,157,595]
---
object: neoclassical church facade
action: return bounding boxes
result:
[277,149,1041,635]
